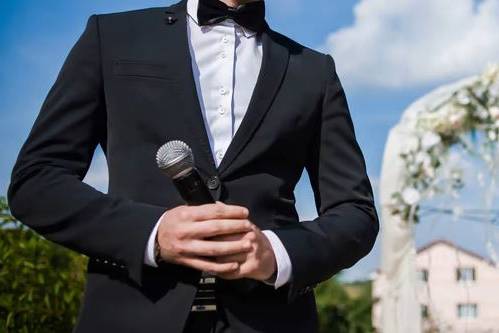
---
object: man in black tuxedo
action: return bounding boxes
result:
[7,0,379,332]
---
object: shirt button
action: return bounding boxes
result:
[220,52,226,59]
[218,106,225,115]
[219,87,228,95]
[216,150,224,160]
[222,36,229,43]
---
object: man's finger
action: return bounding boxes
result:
[177,256,239,274]
[188,202,249,221]
[209,232,248,242]
[185,220,252,238]
[181,239,252,257]
[216,252,248,263]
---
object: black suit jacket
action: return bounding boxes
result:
[7,1,379,332]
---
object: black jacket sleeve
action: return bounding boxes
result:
[6,15,167,286]
[272,54,379,301]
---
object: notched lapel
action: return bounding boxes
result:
[217,28,290,177]
[161,0,219,177]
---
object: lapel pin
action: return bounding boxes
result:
[165,16,177,25]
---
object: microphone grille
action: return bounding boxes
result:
[156,140,194,178]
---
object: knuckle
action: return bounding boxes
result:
[176,228,188,240]
[179,210,192,221]
[206,248,217,256]
[168,242,179,256]
[215,205,225,217]
[171,241,185,255]
[246,231,257,241]
[223,264,237,273]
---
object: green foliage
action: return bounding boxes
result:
[315,277,374,333]
[0,196,87,333]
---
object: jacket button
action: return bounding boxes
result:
[206,176,220,190]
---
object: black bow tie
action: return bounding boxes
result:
[197,0,267,33]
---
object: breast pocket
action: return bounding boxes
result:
[113,59,176,82]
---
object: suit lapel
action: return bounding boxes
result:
[217,28,290,176]
[164,0,290,178]
[165,0,219,177]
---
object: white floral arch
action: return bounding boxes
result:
[378,65,499,333]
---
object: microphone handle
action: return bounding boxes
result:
[172,167,215,205]
[171,167,218,311]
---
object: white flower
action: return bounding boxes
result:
[401,187,421,205]
[408,164,419,175]
[490,106,499,120]
[401,135,420,154]
[450,169,462,180]
[482,64,499,85]
[421,132,441,149]
[473,86,487,98]
[456,91,471,105]
[448,108,467,129]
[488,130,497,141]
[423,164,435,178]
[415,151,431,167]
[420,105,467,134]
[477,109,490,120]
[418,112,443,132]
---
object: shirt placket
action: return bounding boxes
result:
[212,23,236,167]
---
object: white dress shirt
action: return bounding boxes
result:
[144,0,292,289]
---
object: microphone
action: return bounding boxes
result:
[156,140,215,205]
[155,140,218,312]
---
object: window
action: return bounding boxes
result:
[421,305,429,319]
[456,267,476,282]
[417,269,429,282]
[457,303,478,318]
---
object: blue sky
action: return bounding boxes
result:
[2,0,499,281]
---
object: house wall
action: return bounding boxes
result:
[372,241,499,333]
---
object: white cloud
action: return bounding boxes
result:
[322,0,499,88]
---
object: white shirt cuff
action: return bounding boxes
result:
[261,229,292,289]
[144,211,168,267]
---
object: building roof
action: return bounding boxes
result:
[417,239,496,266]
[370,239,498,278]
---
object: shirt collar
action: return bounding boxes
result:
[186,0,258,38]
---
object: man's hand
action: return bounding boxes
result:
[211,226,277,282]
[156,201,253,275]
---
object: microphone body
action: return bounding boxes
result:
[173,168,215,205]
[155,140,218,312]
